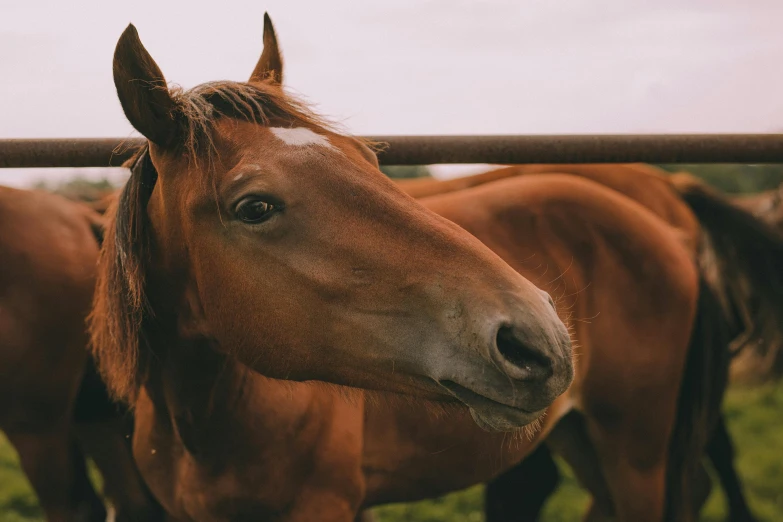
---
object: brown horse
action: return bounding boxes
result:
[99,150,721,522]
[401,164,783,364]
[399,164,701,247]
[96,17,573,434]
[89,16,574,522]
[87,16,741,522]
[398,165,778,522]
[0,186,162,521]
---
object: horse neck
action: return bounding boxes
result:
[144,332,329,458]
[140,270,337,455]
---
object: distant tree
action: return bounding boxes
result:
[33,177,117,202]
[380,165,433,179]
[656,164,783,194]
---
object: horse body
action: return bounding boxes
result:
[0,186,161,522]
[400,165,782,521]
[0,187,105,522]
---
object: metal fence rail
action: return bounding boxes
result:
[1,134,783,168]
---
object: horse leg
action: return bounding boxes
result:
[546,411,615,521]
[75,418,166,522]
[582,407,677,522]
[6,428,106,522]
[72,358,165,522]
[706,415,757,522]
[484,443,561,522]
[692,462,713,517]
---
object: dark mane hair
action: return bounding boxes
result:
[671,174,783,382]
[89,146,153,401]
[88,80,344,401]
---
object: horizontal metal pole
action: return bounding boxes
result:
[2,134,783,169]
[0,138,144,169]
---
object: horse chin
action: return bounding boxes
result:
[468,405,544,433]
[438,379,545,432]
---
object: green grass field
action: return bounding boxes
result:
[1,384,781,522]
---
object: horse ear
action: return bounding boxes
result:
[249,13,284,84]
[113,24,178,147]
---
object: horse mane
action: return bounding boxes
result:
[88,80,347,402]
[89,146,152,402]
[170,81,333,161]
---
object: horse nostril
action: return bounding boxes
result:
[540,290,556,310]
[495,326,553,381]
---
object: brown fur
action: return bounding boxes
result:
[398,163,701,252]
[94,21,573,419]
[89,16,730,522]
[401,166,783,383]
[94,63,389,404]
[0,186,160,522]
[421,176,716,522]
[400,164,771,521]
[94,160,712,522]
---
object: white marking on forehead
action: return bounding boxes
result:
[269,127,335,150]
[233,172,244,181]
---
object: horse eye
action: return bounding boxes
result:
[235,198,277,224]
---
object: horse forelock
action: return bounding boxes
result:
[169,80,383,171]
[168,81,331,163]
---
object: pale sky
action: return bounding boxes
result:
[1,0,782,186]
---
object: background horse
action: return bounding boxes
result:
[399,164,783,521]
[0,186,161,521]
[400,164,783,382]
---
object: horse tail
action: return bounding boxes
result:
[671,173,783,381]
[664,276,731,521]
